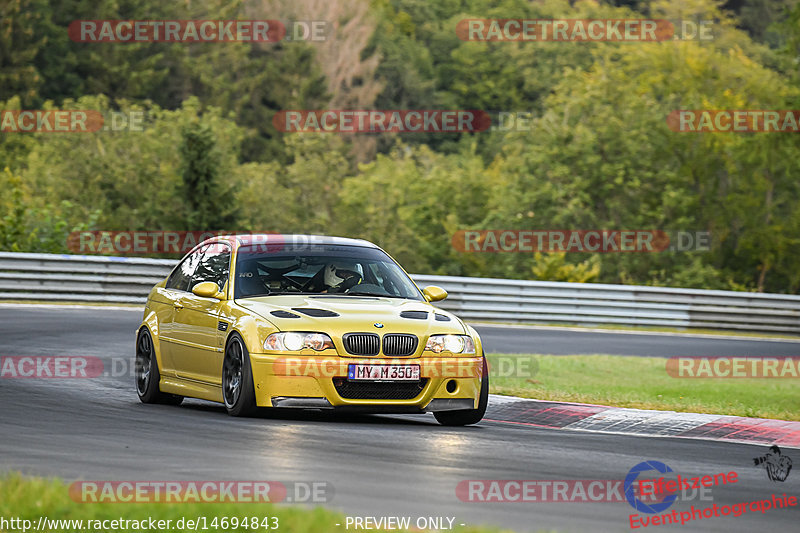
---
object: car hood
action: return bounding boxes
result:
[234,294,466,336]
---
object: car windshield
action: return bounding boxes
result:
[234,243,423,301]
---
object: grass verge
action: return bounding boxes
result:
[487,353,800,421]
[0,474,516,533]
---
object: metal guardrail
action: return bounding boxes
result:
[414,275,800,334]
[0,252,174,305]
[1,252,799,334]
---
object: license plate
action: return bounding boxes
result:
[348,364,420,381]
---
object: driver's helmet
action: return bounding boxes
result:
[323,261,363,289]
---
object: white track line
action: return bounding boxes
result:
[471,322,800,343]
[0,302,141,311]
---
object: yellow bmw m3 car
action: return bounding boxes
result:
[136,234,488,425]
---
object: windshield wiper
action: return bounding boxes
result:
[266,291,318,296]
[344,291,405,298]
[238,291,317,298]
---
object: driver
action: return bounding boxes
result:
[323,262,363,293]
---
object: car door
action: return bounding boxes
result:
[157,245,207,375]
[170,243,232,386]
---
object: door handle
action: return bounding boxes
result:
[173,302,184,310]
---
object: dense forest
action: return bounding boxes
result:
[2,0,800,293]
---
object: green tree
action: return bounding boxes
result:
[235,134,352,234]
[483,36,800,291]
[179,121,236,230]
[0,167,99,253]
[338,142,492,274]
[0,0,50,105]
[17,96,244,234]
[531,252,601,283]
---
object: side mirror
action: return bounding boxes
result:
[422,285,448,302]
[192,281,225,300]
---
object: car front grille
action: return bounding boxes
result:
[334,378,429,400]
[382,334,418,356]
[343,333,380,356]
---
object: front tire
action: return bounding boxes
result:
[433,355,488,426]
[136,327,183,405]
[222,333,258,417]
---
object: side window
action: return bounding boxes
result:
[166,246,206,292]
[191,244,231,292]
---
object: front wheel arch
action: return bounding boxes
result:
[433,354,488,426]
[222,331,258,417]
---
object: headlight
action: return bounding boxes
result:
[264,332,335,351]
[424,335,476,354]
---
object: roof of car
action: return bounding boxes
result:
[227,234,379,249]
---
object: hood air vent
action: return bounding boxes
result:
[292,307,340,318]
[399,310,428,320]
[271,310,301,319]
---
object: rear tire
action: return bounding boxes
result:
[433,355,488,426]
[222,333,258,417]
[136,327,183,405]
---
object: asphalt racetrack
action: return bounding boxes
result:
[0,305,797,532]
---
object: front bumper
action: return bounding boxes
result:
[249,353,484,412]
